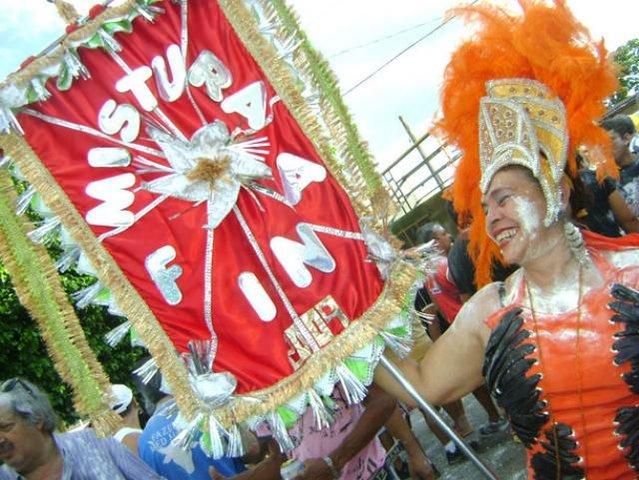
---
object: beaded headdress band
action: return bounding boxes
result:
[479,78,568,226]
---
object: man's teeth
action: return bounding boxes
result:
[496,229,516,243]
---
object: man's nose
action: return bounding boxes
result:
[485,204,498,224]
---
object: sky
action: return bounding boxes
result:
[0,0,637,179]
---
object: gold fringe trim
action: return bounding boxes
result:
[0,168,119,435]
[53,0,80,26]
[0,0,137,91]
[0,132,198,421]
[91,409,124,437]
[224,261,418,424]
[210,0,416,425]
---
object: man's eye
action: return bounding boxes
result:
[497,195,510,206]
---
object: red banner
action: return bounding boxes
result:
[16,0,384,395]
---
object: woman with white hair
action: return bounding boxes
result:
[0,377,162,479]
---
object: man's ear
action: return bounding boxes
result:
[623,132,633,145]
[559,176,572,211]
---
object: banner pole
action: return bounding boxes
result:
[379,356,500,480]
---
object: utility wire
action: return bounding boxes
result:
[328,18,442,59]
[343,0,479,96]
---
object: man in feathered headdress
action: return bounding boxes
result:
[376,1,639,478]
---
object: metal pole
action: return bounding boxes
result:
[379,356,500,480]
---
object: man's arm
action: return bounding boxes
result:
[609,190,639,233]
[210,439,286,480]
[374,283,496,407]
[301,385,395,479]
[384,406,436,480]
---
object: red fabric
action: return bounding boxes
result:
[17,1,383,393]
[485,238,639,478]
[582,230,639,250]
[424,258,462,324]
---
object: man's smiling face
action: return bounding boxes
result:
[0,403,48,474]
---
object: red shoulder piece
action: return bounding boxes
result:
[583,230,639,251]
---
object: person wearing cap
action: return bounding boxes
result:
[110,384,143,456]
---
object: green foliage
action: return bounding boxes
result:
[609,38,639,107]
[0,175,145,424]
[0,260,145,425]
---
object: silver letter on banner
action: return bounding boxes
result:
[145,245,183,306]
[87,147,132,168]
[188,50,232,102]
[152,44,187,103]
[84,173,136,227]
[238,271,277,322]
[270,223,336,288]
[276,153,327,205]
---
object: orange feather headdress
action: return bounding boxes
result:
[434,0,619,287]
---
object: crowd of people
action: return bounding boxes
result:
[2,0,639,479]
[0,374,446,479]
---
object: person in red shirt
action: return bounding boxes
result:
[415,223,462,337]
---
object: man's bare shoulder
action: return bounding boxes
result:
[452,280,508,341]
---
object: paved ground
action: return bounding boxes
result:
[407,395,527,479]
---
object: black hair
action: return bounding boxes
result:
[444,199,458,226]
[600,115,636,137]
[415,222,443,244]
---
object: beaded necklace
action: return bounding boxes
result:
[525,264,586,479]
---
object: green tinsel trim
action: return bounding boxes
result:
[0,169,115,429]
[276,405,298,430]
[342,357,370,383]
[102,19,134,36]
[269,0,384,197]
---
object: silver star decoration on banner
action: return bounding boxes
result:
[142,120,272,228]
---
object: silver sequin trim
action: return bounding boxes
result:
[233,206,319,352]
[180,0,207,126]
[19,109,164,158]
[305,224,363,240]
[204,205,218,359]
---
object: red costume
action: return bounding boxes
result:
[432,1,635,478]
[424,258,462,324]
[484,232,639,479]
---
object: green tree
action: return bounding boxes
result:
[0,260,145,425]
[609,38,639,107]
